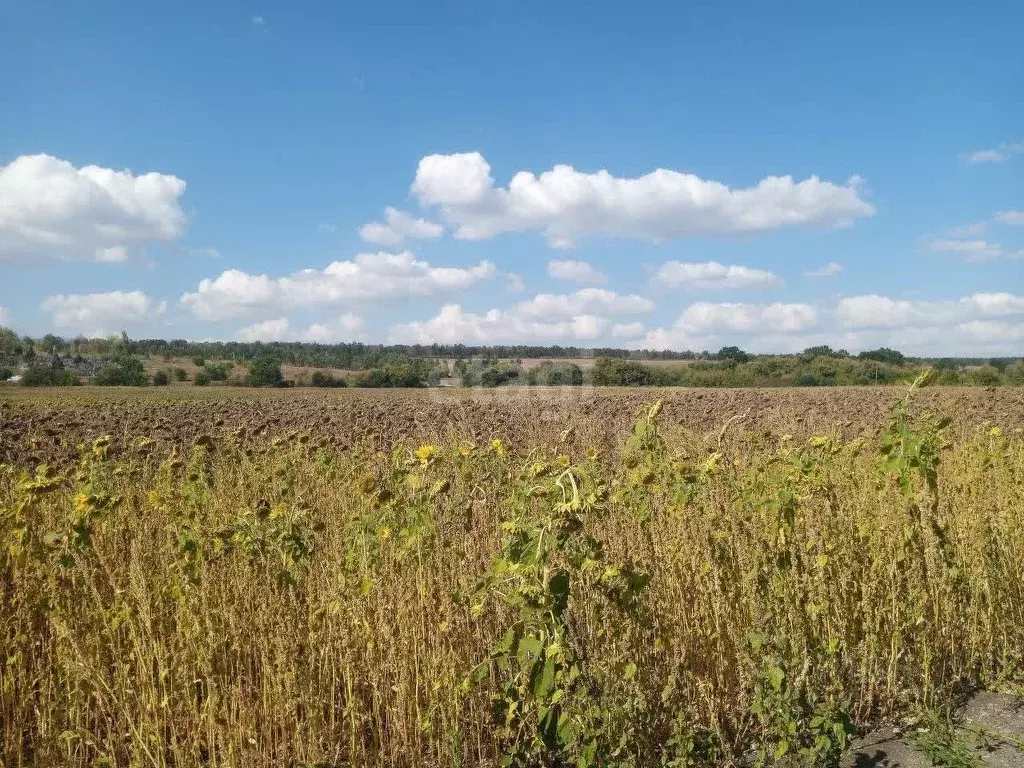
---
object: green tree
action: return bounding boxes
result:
[94,357,148,386]
[858,347,905,365]
[0,327,20,354]
[41,334,65,354]
[246,355,284,387]
[718,346,750,363]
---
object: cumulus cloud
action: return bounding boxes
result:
[238,317,289,342]
[181,251,498,321]
[0,154,187,263]
[300,313,364,343]
[516,288,653,320]
[655,260,780,289]
[837,292,1024,330]
[950,222,987,238]
[547,259,607,284]
[409,152,874,247]
[611,321,646,339]
[389,287,652,345]
[961,142,1022,164]
[805,261,843,278]
[359,207,444,246]
[995,210,1024,226]
[390,304,613,344]
[963,149,1009,164]
[237,313,364,343]
[957,320,1024,343]
[927,239,1019,261]
[41,291,167,333]
[640,301,819,350]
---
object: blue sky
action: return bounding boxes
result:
[1,0,1021,354]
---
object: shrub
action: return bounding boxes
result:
[194,369,211,386]
[968,365,1002,386]
[93,357,148,386]
[0,366,12,381]
[198,363,229,382]
[21,366,80,386]
[152,370,170,386]
[173,367,188,381]
[592,357,654,386]
[246,355,284,388]
[310,370,347,388]
[527,362,583,386]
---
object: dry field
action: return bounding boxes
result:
[3,385,1023,467]
[2,382,1023,767]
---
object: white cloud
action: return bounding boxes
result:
[962,292,1024,316]
[0,154,187,263]
[300,313,364,343]
[389,287,651,345]
[181,251,498,321]
[251,15,265,25]
[806,261,843,278]
[41,291,167,334]
[963,149,1008,164]
[950,222,987,238]
[837,292,1024,330]
[360,207,444,246]
[390,304,611,344]
[547,259,607,284]
[410,152,874,247]
[516,288,653,320]
[961,141,1023,164]
[957,320,1024,343]
[995,210,1024,226]
[679,302,818,334]
[656,260,780,289]
[611,321,646,339]
[837,295,954,329]
[238,317,289,342]
[640,301,819,350]
[237,313,364,343]
[928,239,1022,262]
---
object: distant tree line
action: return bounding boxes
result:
[2,325,1023,388]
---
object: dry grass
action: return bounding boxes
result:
[1,384,1023,767]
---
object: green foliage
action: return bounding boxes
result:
[93,356,147,386]
[717,345,750,363]
[908,710,980,768]
[471,447,650,766]
[858,347,906,365]
[173,367,188,381]
[310,370,347,388]
[592,357,654,386]
[152,370,170,386]
[354,364,428,388]
[527,361,584,386]
[0,326,22,354]
[246,355,285,388]
[21,366,80,387]
[0,366,12,381]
